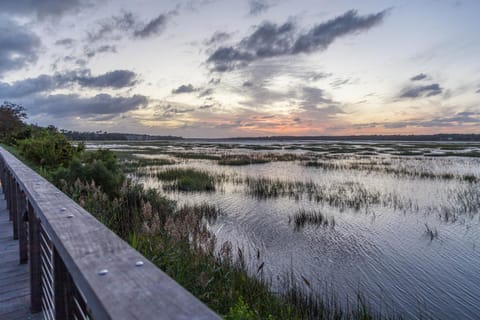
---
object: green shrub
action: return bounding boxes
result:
[54,149,125,198]
[226,297,257,320]
[18,127,82,168]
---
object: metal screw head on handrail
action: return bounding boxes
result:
[98,269,108,276]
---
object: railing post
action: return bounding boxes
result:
[0,160,5,194]
[28,201,42,313]
[7,172,12,220]
[12,178,18,240]
[54,248,73,319]
[18,190,28,264]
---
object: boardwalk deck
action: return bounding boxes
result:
[0,146,220,319]
[0,188,42,320]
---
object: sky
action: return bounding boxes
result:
[0,0,479,138]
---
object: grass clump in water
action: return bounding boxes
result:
[157,168,216,191]
[291,209,335,230]
[122,158,175,173]
[168,152,221,161]
[424,223,438,240]
[218,154,270,166]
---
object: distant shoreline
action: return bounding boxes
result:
[191,134,480,142]
[63,131,480,142]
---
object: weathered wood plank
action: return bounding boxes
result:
[0,307,43,320]
[0,272,29,287]
[1,146,220,319]
[0,190,40,320]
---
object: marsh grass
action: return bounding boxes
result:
[424,223,438,240]
[157,168,216,191]
[304,159,479,182]
[218,154,271,166]
[167,152,222,160]
[28,157,387,320]
[244,177,382,211]
[291,209,335,230]
[131,226,386,320]
[122,158,175,173]
[177,203,225,224]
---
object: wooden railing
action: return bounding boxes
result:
[0,147,220,320]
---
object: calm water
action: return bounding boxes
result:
[90,140,480,319]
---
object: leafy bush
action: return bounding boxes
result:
[54,149,125,198]
[0,101,27,142]
[18,127,82,168]
[226,297,257,320]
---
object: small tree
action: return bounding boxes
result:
[0,101,27,141]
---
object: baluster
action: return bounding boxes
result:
[12,177,18,239]
[54,248,74,319]
[28,201,42,313]
[18,189,28,264]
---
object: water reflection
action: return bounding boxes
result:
[99,140,480,319]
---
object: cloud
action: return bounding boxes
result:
[240,82,294,107]
[476,88,480,94]
[399,83,442,98]
[410,73,428,81]
[85,44,117,58]
[356,111,480,129]
[207,47,255,72]
[29,93,148,117]
[0,75,55,98]
[134,13,171,38]
[204,31,232,46]
[0,17,41,77]
[248,0,272,16]
[0,69,138,98]
[0,0,92,19]
[75,70,137,88]
[304,72,331,81]
[87,10,176,43]
[55,38,75,47]
[207,9,387,71]
[330,78,350,88]
[153,103,195,119]
[182,0,218,12]
[87,12,136,43]
[172,84,198,94]
[198,88,214,97]
[85,10,176,59]
[292,10,387,54]
[209,78,221,85]
[300,87,334,110]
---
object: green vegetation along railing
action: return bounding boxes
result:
[0,147,220,320]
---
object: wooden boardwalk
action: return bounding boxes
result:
[0,188,42,320]
[0,146,220,319]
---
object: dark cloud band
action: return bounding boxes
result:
[0,18,41,77]
[399,83,442,98]
[29,93,148,117]
[0,0,90,19]
[172,84,197,94]
[207,9,388,72]
[0,69,138,98]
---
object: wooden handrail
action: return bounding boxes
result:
[0,147,220,320]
